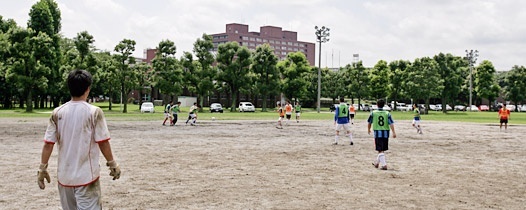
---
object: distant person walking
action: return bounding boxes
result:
[285,101,293,124]
[368,99,397,170]
[171,101,181,126]
[162,101,173,126]
[349,104,356,124]
[186,102,199,126]
[498,105,510,131]
[333,97,353,145]
[276,102,284,129]
[294,101,302,123]
[412,104,423,134]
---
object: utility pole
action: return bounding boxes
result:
[465,49,479,111]
[315,26,330,113]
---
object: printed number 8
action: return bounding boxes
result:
[378,116,385,126]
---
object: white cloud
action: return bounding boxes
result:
[1,0,525,70]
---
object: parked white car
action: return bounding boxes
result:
[454,105,466,111]
[238,102,255,112]
[466,105,479,111]
[140,102,155,113]
[519,105,526,112]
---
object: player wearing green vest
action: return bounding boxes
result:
[412,104,422,134]
[162,101,173,126]
[171,101,181,126]
[367,99,397,170]
[333,97,353,145]
[294,101,301,123]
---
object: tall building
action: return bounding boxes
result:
[210,23,316,65]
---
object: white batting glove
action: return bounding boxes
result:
[106,160,121,180]
[37,163,51,190]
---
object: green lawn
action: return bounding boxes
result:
[1,102,525,124]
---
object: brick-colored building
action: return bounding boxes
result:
[210,23,316,65]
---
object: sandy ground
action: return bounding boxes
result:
[1,116,525,210]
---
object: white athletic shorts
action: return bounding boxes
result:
[278,116,284,121]
[335,123,351,131]
[164,112,171,118]
[190,113,197,118]
[58,179,102,210]
[412,119,420,126]
[295,112,301,117]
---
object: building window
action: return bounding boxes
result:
[294,43,299,47]
[288,47,292,51]
[288,42,293,46]
[250,37,255,41]
[281,41,287,45]
[270,40,275,44]
[242,36,249,40]
[235,30,238,34]
[249,43,255,47]
[256,38,262,42]
[263,39,268,43]
[281,46,286,50]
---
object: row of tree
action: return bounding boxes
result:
[1,0,526,113]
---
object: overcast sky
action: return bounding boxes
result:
[1,0,525,70]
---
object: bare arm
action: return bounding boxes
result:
[367,124,372,135]
[98,141,114,162]
[40,143,54,164]
[390,124,397,138]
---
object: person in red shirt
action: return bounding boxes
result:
[498,105,510,131]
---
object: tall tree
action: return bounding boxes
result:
[93,51,119,110]
[251,44,279,111]
[193,33,216,108]
[113,39,136,113]
[134,62,152,108]
[216,42,252,112]
[5,27,53,112]
[388,60,410,108]
[73,31,94,66]
[151,39,182,102]
[504,65,526,110]
[322,68,345,104]
[369,60,390,100]
[344,61,369,109]
[0,16,18,108]
[475,60,500,106]
[277,52,312,102]
[28,0,62,108]
[404,57,443,113]
[434,53,466,112]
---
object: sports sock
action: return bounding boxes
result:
[348,133,353,142]
[163,119,167,125]
[334,135,339,143]
[379,153,386,166]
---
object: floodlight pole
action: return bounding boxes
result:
[466,49,478,111]
[315,26,330,113]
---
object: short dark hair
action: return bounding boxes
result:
[67,69,92,97]
[339,97,345,102]
[377,99,385,108]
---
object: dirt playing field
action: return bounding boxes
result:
[1,116,525,209]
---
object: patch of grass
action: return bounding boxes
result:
[1,103,525,124]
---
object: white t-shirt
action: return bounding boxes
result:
[44,101,111,187]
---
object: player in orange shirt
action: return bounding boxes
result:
[284,100,293,124]
[498,105,510,131]
[349,104,356,124]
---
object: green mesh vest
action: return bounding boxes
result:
[372,110,390,130]
[338,104,348,118]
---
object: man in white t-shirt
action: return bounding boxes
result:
[37,69,121,210]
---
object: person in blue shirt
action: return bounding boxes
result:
[367,99,397,170]
[333,97,353,145]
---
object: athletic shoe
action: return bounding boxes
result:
[350,141,354,145]
[372,162,379,168]
[380,166,388,170]
[332,142,338,145]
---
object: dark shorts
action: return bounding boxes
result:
[500,119,508,123]
[286,114,292,119]
[375,137,389,151]
[350,114,355,118]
